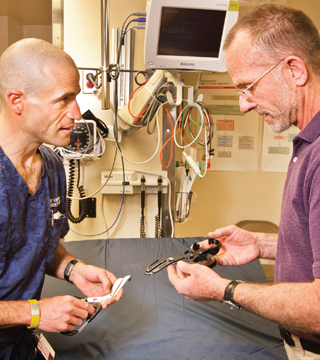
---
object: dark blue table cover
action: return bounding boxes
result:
[40,237,286,360]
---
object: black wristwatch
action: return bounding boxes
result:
[223,280,243,310]
[64,259,84,284]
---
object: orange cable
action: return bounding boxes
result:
[127,83,150,122]
[160,107,182,168]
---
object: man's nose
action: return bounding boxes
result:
[239,95,257,113]
[69,99,82,120]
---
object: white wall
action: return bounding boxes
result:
[2,0,315,241]
[0,16,52,113]
[0,17,9,58]
[0,17,52,53]
[23,25,52,42]
[63,0,320,241]
[175,0,320,238]
[8,17,23,45]
[63,0,165,241]
[0,16,23,54]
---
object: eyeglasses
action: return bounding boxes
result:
[236,59,283,99]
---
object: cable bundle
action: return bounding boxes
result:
[127,82,175,134]
[159,100,214,175]
[66,159,88,224]
[174,102,214,178]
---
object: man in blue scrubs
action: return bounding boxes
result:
[0,38,120,359]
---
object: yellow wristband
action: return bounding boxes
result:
[27,299,40,329]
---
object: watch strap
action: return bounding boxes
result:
[27,299,40,329]
[64,259,84,284]
[223,280,243,310]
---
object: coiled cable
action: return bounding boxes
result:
[67,159,88,224]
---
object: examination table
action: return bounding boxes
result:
[41,237,286,360]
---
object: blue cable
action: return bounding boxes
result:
[124,17,146,37]
[69,155,125,237]
[70,67,126,237]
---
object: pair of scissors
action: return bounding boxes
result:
[145,239,221,275]
[62,275,131,336]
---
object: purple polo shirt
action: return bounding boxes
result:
[275,111,320,342]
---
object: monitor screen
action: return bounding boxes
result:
[144,0,239,72]
[158,7,226,59]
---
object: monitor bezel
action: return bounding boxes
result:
[144,0,239,72]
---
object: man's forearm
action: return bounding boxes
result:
[253,232,278,260]
[46,242,76,279]
[0,301,32,327]
[233,280,320,334]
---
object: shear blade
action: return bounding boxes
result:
[86,275,131,304]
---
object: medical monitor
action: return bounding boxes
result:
[144,0,239,72]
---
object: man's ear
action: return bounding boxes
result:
[284,56,308,87]
[6,90,24,115]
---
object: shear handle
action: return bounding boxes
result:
[189,253,217,268]
[61,302,102,336]
[202,241,221,256]
[208,238,221,248]
[145,257,181,275]
[61,329,78,336]
[192,239,221,256]
[145,258,170,275]
[86,302,102,323]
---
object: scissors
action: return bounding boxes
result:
[62,275,131,336]
[145,239,221,275]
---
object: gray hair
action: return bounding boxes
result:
[224,4,320,76]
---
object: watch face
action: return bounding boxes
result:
[223,300,240,310]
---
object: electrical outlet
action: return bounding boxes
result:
[82,69,97,94]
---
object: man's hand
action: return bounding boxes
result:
[47,244,123,307]
[69,263,121,308]
[196,225,262,266]
[38,296,95,333]
[167,261,229,302]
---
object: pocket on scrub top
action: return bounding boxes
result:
[47,212,67,234]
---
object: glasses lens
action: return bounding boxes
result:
[237,90,246,98]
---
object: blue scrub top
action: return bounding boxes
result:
[0,145,69,342]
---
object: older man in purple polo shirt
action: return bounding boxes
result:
[167,4,320,360]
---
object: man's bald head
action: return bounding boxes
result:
[0,38,78,104]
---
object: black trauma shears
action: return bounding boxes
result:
[62,275,131,336]
[145,239,221,276]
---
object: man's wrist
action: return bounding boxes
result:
[64,259,84,284]
[27,299,40,329]
[222,280,243,310]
